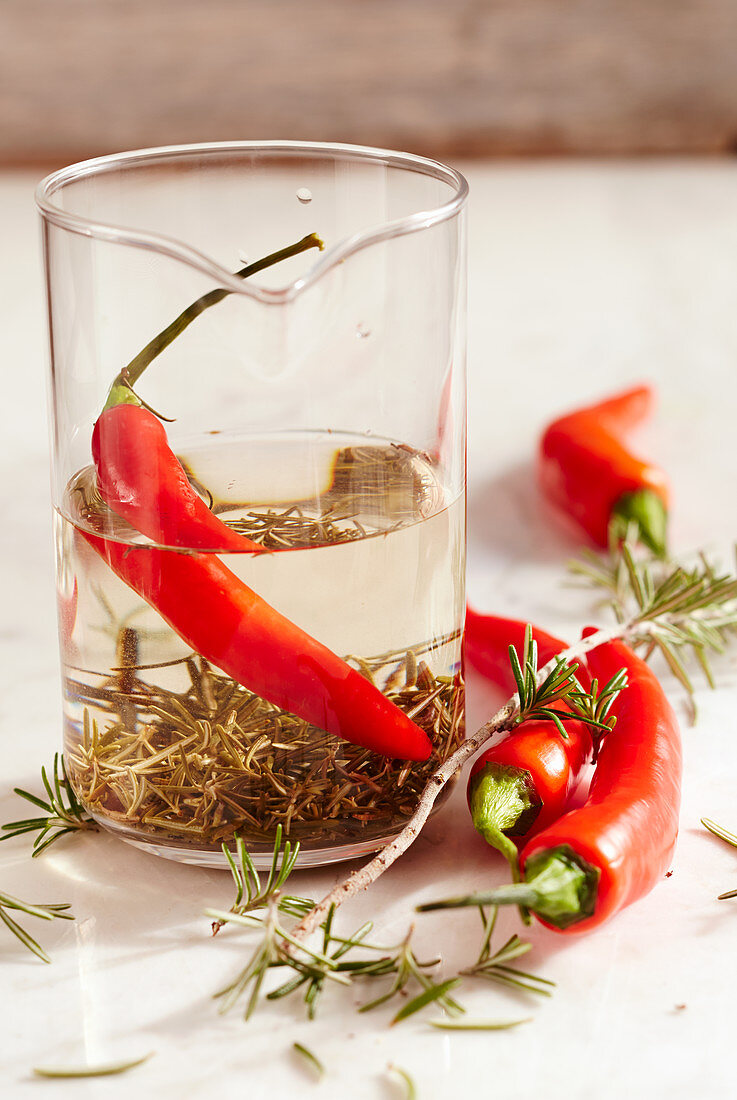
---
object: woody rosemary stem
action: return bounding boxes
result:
[289,620,639,945]
[103,233,324,410]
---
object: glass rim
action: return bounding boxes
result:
[35,140,469,305]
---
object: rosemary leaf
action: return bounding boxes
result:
[33,1053,153,1078]
[292,1042,325,1080]
[387,1065,418,1100]
[427,1017,531,1031]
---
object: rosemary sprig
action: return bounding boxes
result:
[209,898,351,1021]
[1,754,96,856]
[268,906,384,1018]
[509,624,625,745]
[206,832,469,1023]
[212,825,313,933]
[459,906,554,997]
[0,890,74,963]
[357,926,464,1019]
[570,541,737,698]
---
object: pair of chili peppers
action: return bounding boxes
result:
[464,609,594,877]
[539,385,669,556]
[83,237,433,762]
[435,610,682,933]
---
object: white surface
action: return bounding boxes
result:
[2,161,737,1098]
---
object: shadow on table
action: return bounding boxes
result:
[468,460,583,568]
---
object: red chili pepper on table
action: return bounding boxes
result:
[423,635,682,932]
[465,610,593,872]
[538,385,669,556]
[465,608,590,694]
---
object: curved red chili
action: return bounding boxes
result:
[538,385,669,556]
[465,608,585,694]
[92,403,259,553]
[428,635,682,932]
[81,531,433,761]
[465,611,592,871]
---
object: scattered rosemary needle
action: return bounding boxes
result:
[292,1042,325,1080]
[427,1018,531,1031]
[33,1052,154,1078]
[387,1064,417,1100]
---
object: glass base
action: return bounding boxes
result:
[91,811,399,870]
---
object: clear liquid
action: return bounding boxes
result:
[56,433,465,867]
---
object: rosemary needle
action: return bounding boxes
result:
[292,1042,325,1080]
[33,1052,154,1078]
[427,1017,532,1031]
[387,1064,417,1100]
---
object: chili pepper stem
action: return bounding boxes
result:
[102,233,324,410]
[610,489,667,558]
[416,847,600,931]
[468,763,534,880]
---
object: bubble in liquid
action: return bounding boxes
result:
[356,324,371,340]
[296,187,313,204]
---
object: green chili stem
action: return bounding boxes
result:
[103,233,324,410]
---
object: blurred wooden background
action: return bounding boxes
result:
[2,0,737,165]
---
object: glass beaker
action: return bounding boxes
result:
[37,141,468,868]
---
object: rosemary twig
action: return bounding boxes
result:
[0,891,74,963]
[1,754,96,856]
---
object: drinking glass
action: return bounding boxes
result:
[37,141,468,867]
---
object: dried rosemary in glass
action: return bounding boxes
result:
[64,640,463,853]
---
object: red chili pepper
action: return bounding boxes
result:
[538,385,669,556]
[465,608,587,694]
[465,610,593,872]
[82,530,433,761]
[92,403,260,553]
[427,634,682,931]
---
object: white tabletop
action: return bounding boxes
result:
[2,161,737,1099]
